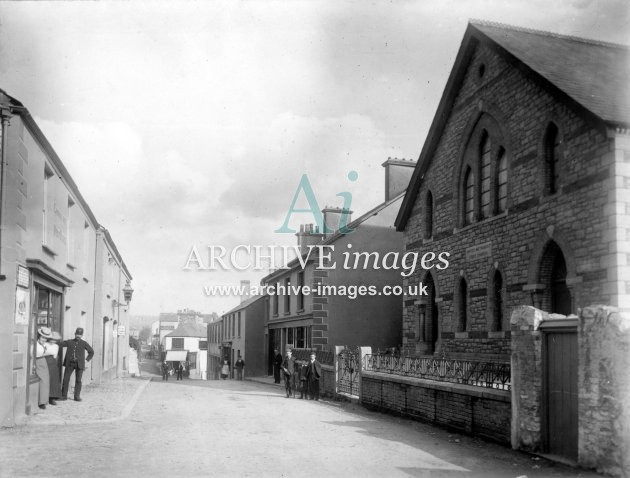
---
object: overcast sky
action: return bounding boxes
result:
[0,1,627,316]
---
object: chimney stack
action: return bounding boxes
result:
[322,206,353,238]
[296,223,324,256]
[240,280,251,303]
[382,157,416,201]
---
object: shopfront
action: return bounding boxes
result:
[24,262,72,414]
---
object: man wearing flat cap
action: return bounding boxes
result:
[60,327,94,401]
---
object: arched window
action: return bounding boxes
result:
[545,123,560,195]
[424,273,438,353]
[425,191,433,239]
[496,147,508,213]
[492,270,503,331]
[464,168,475,225]
[539,240,572,314]
[458,278,468,332]
[480,132,492,218]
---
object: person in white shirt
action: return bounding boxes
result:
[35,327,52,410]
[44,331,62,405]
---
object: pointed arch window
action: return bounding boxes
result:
[545,123,560,195]
[480,132,492,218]
[464,168,475,225]
[497,147,508,213]
[492,270,503,331]
[458,278,468,332]
[425,191,433,239]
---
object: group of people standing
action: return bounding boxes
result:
[161,361,186,381]
[274,348,322,400]
[35,326,94,409]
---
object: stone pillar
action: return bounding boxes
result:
[510,305,548,452]
[578,306,630,477]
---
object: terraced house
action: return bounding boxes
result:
[0,90,133,426]
[395,21,630,360]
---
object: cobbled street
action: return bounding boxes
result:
[0,365,597,478]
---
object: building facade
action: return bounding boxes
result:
[0,90,133,427]
[164,323,208,379]
[207,295,266,379]
[395,21,630,359]
[261,159,415,371]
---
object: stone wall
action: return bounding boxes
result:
[510,306,546,452]
[578,306,630,477]
[361,370,511,444]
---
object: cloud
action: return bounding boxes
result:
[219,112,393,223]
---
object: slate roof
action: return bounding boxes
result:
[395,21,630,230]
[222,295,264,317]
[164,322,207,338]
[473,20,630,125]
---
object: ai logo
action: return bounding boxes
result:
[274,171,358,234]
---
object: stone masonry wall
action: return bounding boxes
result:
[510,306,546,452]
[361,371,511,444]
[402,41,615,359]
[578,306,630,477]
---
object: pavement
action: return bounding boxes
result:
[22,376,150,426]
[0,364,601,478]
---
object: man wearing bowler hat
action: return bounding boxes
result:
[60,327,94,401]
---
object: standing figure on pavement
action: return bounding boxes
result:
[221,360,230,380]
[162,361,170,381]
[272,348,282,384]
[44,331,62,405]
[281,349,296,398]
[60,327,94,402]
[306,351,322,401]
[176,362,184,381]
[35,327,52,410]
[298,361,309,399]
[235,355,245,381]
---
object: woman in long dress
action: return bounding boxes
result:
[44,331,62,405]
[35,327,52,410]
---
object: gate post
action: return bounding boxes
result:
[334,345,344,395]
[510,306,548,453]
[358,347,371,400]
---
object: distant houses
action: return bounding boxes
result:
[207,293,266,379]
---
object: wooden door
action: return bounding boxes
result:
[544,331,578,460]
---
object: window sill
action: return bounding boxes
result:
[453,210,508,234]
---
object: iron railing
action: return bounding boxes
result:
[363,354,511,391]
[291,348,335,366]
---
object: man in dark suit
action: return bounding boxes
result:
[272,348,282,384]
[306,351,322,401]
[60,327,94,401]
[281,349,296,398]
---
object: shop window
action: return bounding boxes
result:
[30,283,63,376]
[296,327,306,348]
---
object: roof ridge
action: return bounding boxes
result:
[470,18,630,50]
